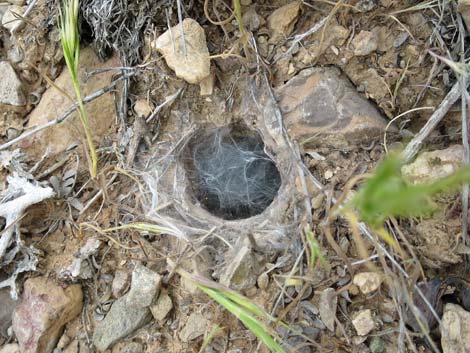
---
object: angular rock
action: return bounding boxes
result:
[0,344,20,353]
[134,100,153,119]
[12,277,83,353]
[179,312,208,342]
[242,6,265,32]
[93,265,161,352]
[21,47,120,159]
[268,1,300,43]
[220,245,258,290]
[153,19,210,85]
[1,5,25,33]
[458,0,470,30]
[0,288,16,337]
[352,309,375,336]
[441,303,470,353]
[319,288,337,332]
[150,291,173,321]
[58,238,102,281]
[402,145,463,184]
[353,272,383,295]
[112,269,130,298]
[0,61,25,106]
[352,30,378,56]
[276,67,388,148]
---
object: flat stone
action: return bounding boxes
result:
[21,47,120,159]
[220,245,258,290]
[93,265,161,352]
[352,30,378,56]
[268,1,300,43]
[276,67,388,149]
[179,312,208,342]
[150,291,173,321]
[153,19,210,85]
[352,309,375,336]
[0,61,25,106]
[0,288,16,337]
[319,288,337,332]
[441,303,470,353]
[353,272,383,295]
[112,269,131,298]
[12,277,83,353]
[402,145,463,184]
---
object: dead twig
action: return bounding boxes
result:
[401,78,469,163]
[0,74,132,152]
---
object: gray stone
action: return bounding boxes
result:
[220,245,258,290]
[112,342,143,353]
[150,291,173,321]
[93,265,161,352]
[0,61,25,106]
[276,67,389,149]
[0,288,16,337]
[179,313,208,342]
[319,288,337,332]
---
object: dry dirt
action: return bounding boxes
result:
[1,1,470,353]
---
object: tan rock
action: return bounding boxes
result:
[458,0,470,30]
[276,67,388,148]
[0,344,20,353]
[352,30,378,56]
[353,272,383,294]
[402,145,463,184]
[12,277,83,353]
[1,5,25,33]
[268,1,300,43]
[441,303,470,353]
[153,19,210,85]
[134,100,153,118]
[352,309,375,336]
[179,312,208,342]
[21,47,119,159]
[150,291,173,321]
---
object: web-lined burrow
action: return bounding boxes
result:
[183,124,282,220]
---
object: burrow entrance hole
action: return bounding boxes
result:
[183,124,282,220]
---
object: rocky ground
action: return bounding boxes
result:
[1,0,470,352]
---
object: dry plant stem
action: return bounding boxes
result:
[280,16,328,60]
[0,74,130,151]
[401,79,469,163]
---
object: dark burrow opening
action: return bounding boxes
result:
[183,124,282,220]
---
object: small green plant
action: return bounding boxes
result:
[58,0,98,178]
[345,154,470,228]
[305,229,328,272]
[171,262,288,353]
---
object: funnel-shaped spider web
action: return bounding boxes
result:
[186,126,281,220]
